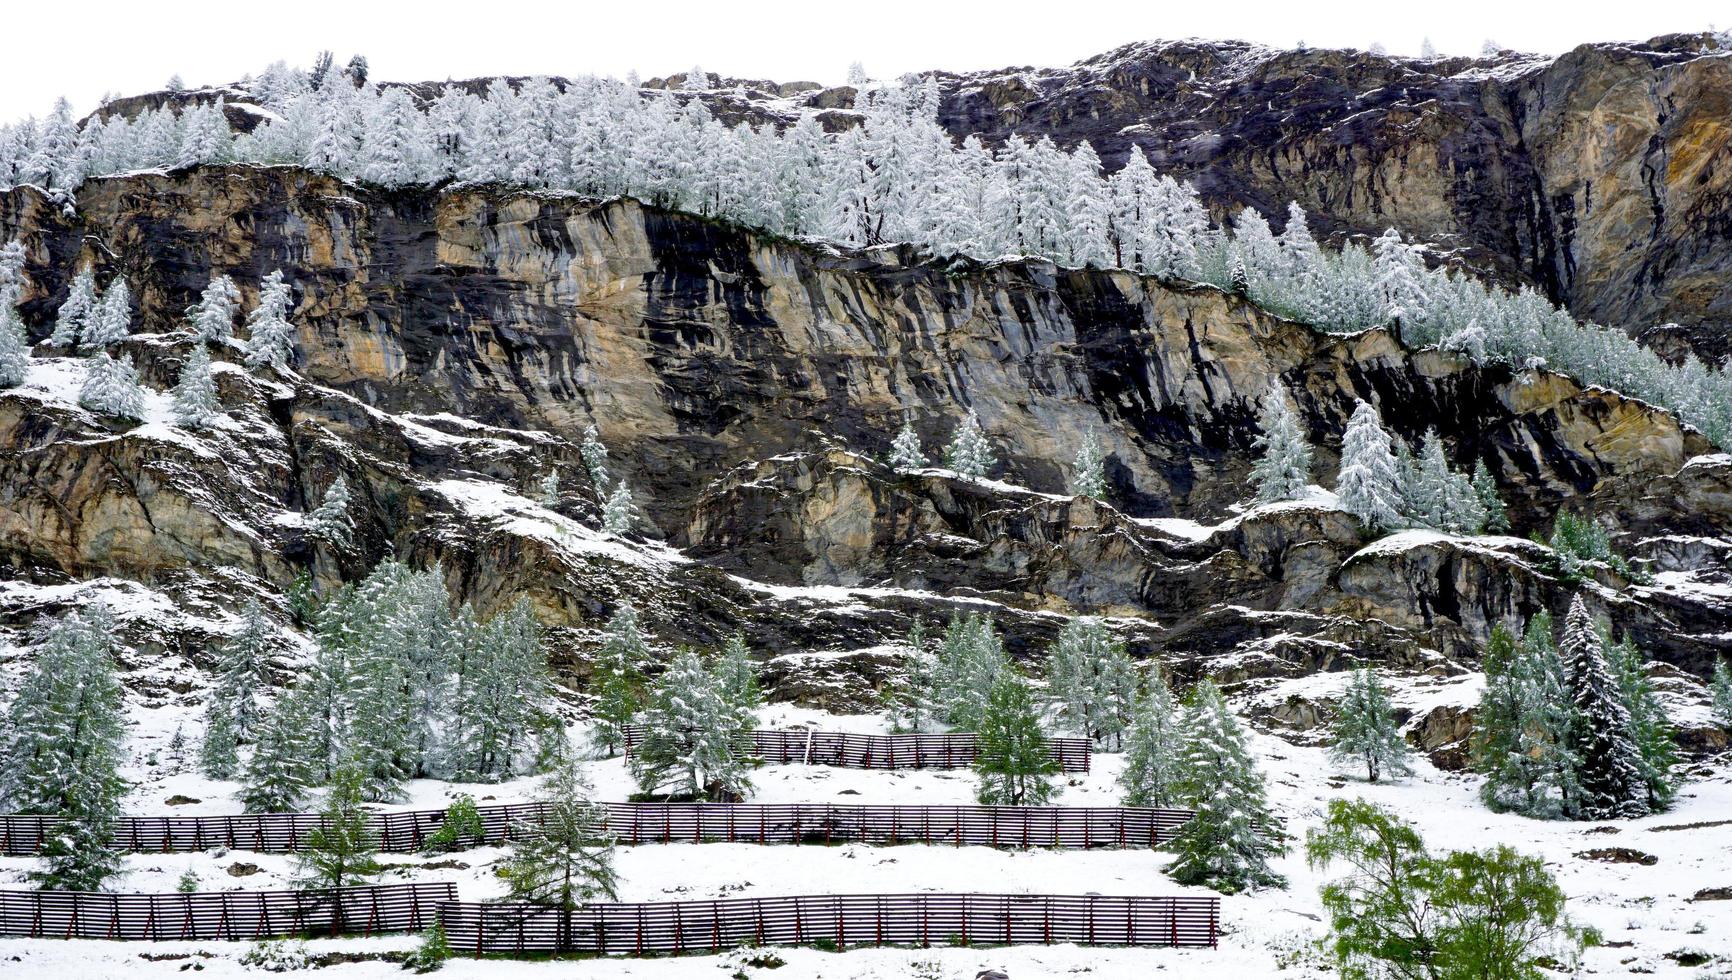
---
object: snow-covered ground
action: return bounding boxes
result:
[2,698,1729,979]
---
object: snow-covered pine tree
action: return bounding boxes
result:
[579,424,610,489]
[1327,668,1412,783]
[1711,657,1732,731]
[1118,671,1183,807]
[888,421,927,473]
[500,761,620,925]
[199,698,240,779]
[713,633,763,727]
[630,648,753,801]
[1559,596,1649,819]
[1168,680,1287,892]
[50,266,98,347]
[943,409,995,479]
[974,668,1059,806]
[78,352,147,420]
[1067,432,1108,499]
[0,288,29,388]
[1472,614,1579,818]
[885,617,945,733]
[307,475,355,551]
[242,270,296,369]
[170,343,222,428]
[1046,616,1137,749]
[538,467,560,507]
[211,600,274,738]
[82,279,133,350]
[1410,429,1453,529]
[1335,399,1404,532]
[294,763,381,896]
[187,275,242,343]
[241,689,315,812]
[682,66,710,91]
[2,611,126,891]
[934,613,1008,732]
[1471,460,1510,533]
[1249,381,1312,504]
[1605,633,1677,813]
[589,604,651,757]
[601,479,638,535]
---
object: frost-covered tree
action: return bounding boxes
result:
[450,598,559,781]
[943,409,995,479]
[934,613,1008,732]
[187,274,242,342]
[974,669,1059,806]
[713,633,763,726]
[50,266,98,347]
[294,764,380,894]
[1327,669,1412,783]
[0,610,126,891]
[199,699,240,779]
[1067,432,1108,499]
[1249,382,1312,504]
[601,479,638,535]
[1420,37,1438,59]
[78,352,147,420]
[1606,632,1677,814]
[241,689,315,813]
[1470,460,1509,532]
[538,467,561,507]
[1335,399,1404,532]
[888,421,927,473]
[0,289,29,388]
[1168,680,1286,892]
[1712,657,1732,731]
[590,604,650,757]
[885,617,944,733]
[847,61,869,85]
[1046,616,1137,749]
[630,647,754,801]
[682,66,710,91]
[243,270,297,369]
[1118,671,1183,808]
[1559,596,1648,819]
[307,475,355,550]
[579,424,610,488]
[1472,616,1578,819]
[82,279,133,349]
[170,343,222,428]
[500,761,620,921]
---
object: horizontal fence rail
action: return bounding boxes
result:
[2,803,1191,856]
[622,725,1093,774]
[439,893,1220,955]
[0,882,454,941]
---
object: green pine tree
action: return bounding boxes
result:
[1605,632,1677,813]
[935,613,1007,732]
[241,689,315,813]
[589,605,650,757]
[884,617,943,733]
[974,669,1059,806]
[1046,616,1138,749]
[1168,680,1286,892]
[631,648,755,801]
[294,764,381,894]
[1712,657,1732,731]
[424,794,485,853]
[501,761,620,952]
[713,633,763,728]
[1327,669,1412,783]
[1559,597,1648,819]
[1118,672,1183,807]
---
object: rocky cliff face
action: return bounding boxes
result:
[1,167,1727,718]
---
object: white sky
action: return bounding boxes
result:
[2,0,1726,120]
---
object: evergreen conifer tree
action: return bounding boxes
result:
[50,266,98,347]
[974,669,1059,806]
[243,270,297,369]
[170,343,222,428]
[0,290,30,389]
[579,424,610,489]
[631,648,754,801]
[1249,382,1312,504]
[294,764,381,900]
[199,701,240,779]
[1472,614,1579,819]
[82,279,133,350]
[1327,668,1412,782]
[538,467,560,507]
[1046,616,1137,749]
[885,617,944,733]
[934,613,1008,731]
[1168,680,1286,892]
[1713,657,1732,731]
[601,479,637,535]
[1606,633,1676,813]
[501,761,620,932]
[212,600,274,737]
[713,633,763,727]
[1336,400,1404,532]
[241,689,315,813]
[307,475,354,550]
[589,604,650,757]
[888,421,927,473]
[1068,432,1108,499]
[943,409,995,479]
[1118,671,1183,807]
[187,275,242,342]
[1559,596,1648,819]
[1471,460,1509,533]
[78,352,147,419]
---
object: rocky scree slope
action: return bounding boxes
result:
[0,166,1727,737]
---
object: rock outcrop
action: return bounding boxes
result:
[1,167,1728,704]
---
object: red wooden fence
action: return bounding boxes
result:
[623,725,1093,773]
[438,892,1220,955]
[1,803,1191,855]
[0,882,454,941]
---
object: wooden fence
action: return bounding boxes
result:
[623,725,1093,773]
[0,882,454,941]
[1,803,1191,855]
[438,893,1220,955]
